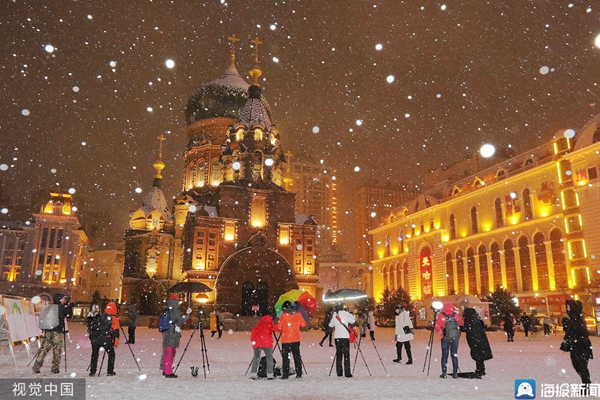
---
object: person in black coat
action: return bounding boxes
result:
[561,300,593,388]
[461,299,493,376]
[503,312,515,342]
[319,308,334,347]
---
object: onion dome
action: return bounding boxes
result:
[185,36,272,126]
[185,65,251,125]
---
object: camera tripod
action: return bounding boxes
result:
[358,319,388,374]
[422,311,439,376]
[174,312,210,378]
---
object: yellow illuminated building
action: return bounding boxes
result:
[370,114,600,318]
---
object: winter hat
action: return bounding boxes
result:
[170,295,179,299]
[461,298,471,308]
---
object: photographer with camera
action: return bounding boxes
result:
[162,295,192,378]
[329,303,355,378]
[32,293,73,374]
[87,302,120,376]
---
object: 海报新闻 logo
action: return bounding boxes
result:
[515,379,536,399]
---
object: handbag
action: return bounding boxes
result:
[348,326,358,343]
[403,325,414,335]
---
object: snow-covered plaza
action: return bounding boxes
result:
[1,321,599,399]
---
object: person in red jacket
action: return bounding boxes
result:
[276,301,306,380]
[434,302,464,379]
[249,315,280,379]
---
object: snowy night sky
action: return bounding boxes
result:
[0,1,599,256]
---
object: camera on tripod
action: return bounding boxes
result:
[197,306,205,318]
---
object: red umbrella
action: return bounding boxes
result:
[295,291,317,318]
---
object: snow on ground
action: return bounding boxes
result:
[1,321,598,400]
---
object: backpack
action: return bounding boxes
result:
[443,312,461,340]
[257,356,280,378]
[88,314,113,346]
[39,304,59,330]
[158,309,172,332]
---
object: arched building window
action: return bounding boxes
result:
[495,198,504,228]
[534,232,549,290]
[467,247,477,294]
[395,263,402,290]
[519,236,532,292]
[445,252,455,295]
[456,250,465,293]
[523,188,533,221]
[551,229,568,288]
[402,262,409,291]
[399,231,405,253]
[490,242,502,288]
[471,207,478,234]
[504,239,517,292]
[382,265,390,290]
[449,214,456,240]
[478,244,489,294]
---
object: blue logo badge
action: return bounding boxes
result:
[515,379,536,399]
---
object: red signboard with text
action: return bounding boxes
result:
[420,251,433,299]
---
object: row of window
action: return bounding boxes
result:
[383,228,568,296]
[40,227,65,249]
[444,229,566,295]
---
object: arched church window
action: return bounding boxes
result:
[241,281,256,316]
[211,159,221,186]
[196,161,205,187]
[257,282,269,316]
[253,151,263,180]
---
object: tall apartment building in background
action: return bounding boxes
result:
[286,154,338,253]
[356,184,415,263]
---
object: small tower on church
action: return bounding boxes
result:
[122,135,178,314]
[220,36,287,185]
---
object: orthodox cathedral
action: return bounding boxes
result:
[122,37,318,315]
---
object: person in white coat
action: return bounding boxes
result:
[393,305,414,364]
[329,303,356,378]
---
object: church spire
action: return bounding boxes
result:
[153,134,166,187]
[249,36,263,86]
